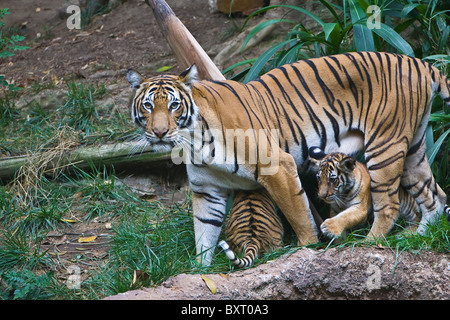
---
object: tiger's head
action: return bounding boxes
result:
[126,65,198,151]
[308,147,356,204]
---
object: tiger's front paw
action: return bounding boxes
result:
[320,218,344,238]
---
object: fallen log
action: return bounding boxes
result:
[0,142,171,180]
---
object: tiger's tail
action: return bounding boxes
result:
[218,240,258,268]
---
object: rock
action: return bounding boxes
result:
[104,247,450,300]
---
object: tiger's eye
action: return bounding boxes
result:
[169,101,181,111]
[143,101,153,111]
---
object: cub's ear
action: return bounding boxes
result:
[127,69,144,89]
[308,146,326,160]
[339,156,356,173]
[179,64,198,88]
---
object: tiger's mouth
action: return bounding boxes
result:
[150,139,175,152]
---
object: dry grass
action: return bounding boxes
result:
[8,126,80,208]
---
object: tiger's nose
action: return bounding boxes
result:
[153,128,168,138]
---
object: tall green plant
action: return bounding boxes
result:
[225,0,448,82]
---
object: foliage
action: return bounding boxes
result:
[0,8,28,92]
[0,269,55,300]
[225,0,449,81]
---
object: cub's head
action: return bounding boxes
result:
[308,147,356,203]
[127,65,198,151]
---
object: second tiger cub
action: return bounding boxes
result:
[309,147,420,238]
[219,189,283,268]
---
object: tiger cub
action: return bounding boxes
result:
[219,189,283,268]
[309,147,420,238]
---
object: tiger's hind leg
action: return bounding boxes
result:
[401,137,447,234]
[365,142,406,239]
[398,187,421,231]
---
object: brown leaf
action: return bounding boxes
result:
[72,191,83,199]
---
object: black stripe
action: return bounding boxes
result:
[303,59,335,107]
[194,216,222,227]
[367,151,404,171]
[324,58,345,89]
[323,109,340,147]
[341,65,359,106]
[290,63,318,104]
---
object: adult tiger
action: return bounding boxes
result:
[127,52,449,266]
[219,189,283,268]
[308,148,421,238]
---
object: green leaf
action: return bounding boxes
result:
[222,58,256,75]
[348,0,375,51]
[429,113,450,123]
[244,39,297,83]
[156,65,173,72]
[427,128,450,166]
[323,23,338,41]
[319,0,343,28]
[370,22,414,57]
[401,3,420,20]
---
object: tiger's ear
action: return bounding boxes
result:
[127,69,144,89]
[179,64,198,88]
[338,157,356,173]
[308,146,325,167]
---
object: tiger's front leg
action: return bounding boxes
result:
[190,184,229,266]
[321,206,368,238]
[258,151,319,246]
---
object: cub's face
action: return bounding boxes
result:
[308,148,356,203]
[127,65,198,151]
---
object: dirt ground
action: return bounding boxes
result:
[2,0,253,87]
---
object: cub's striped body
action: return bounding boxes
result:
[219,189,283,268]
[127,52,449,266]
[309,148,421,238]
